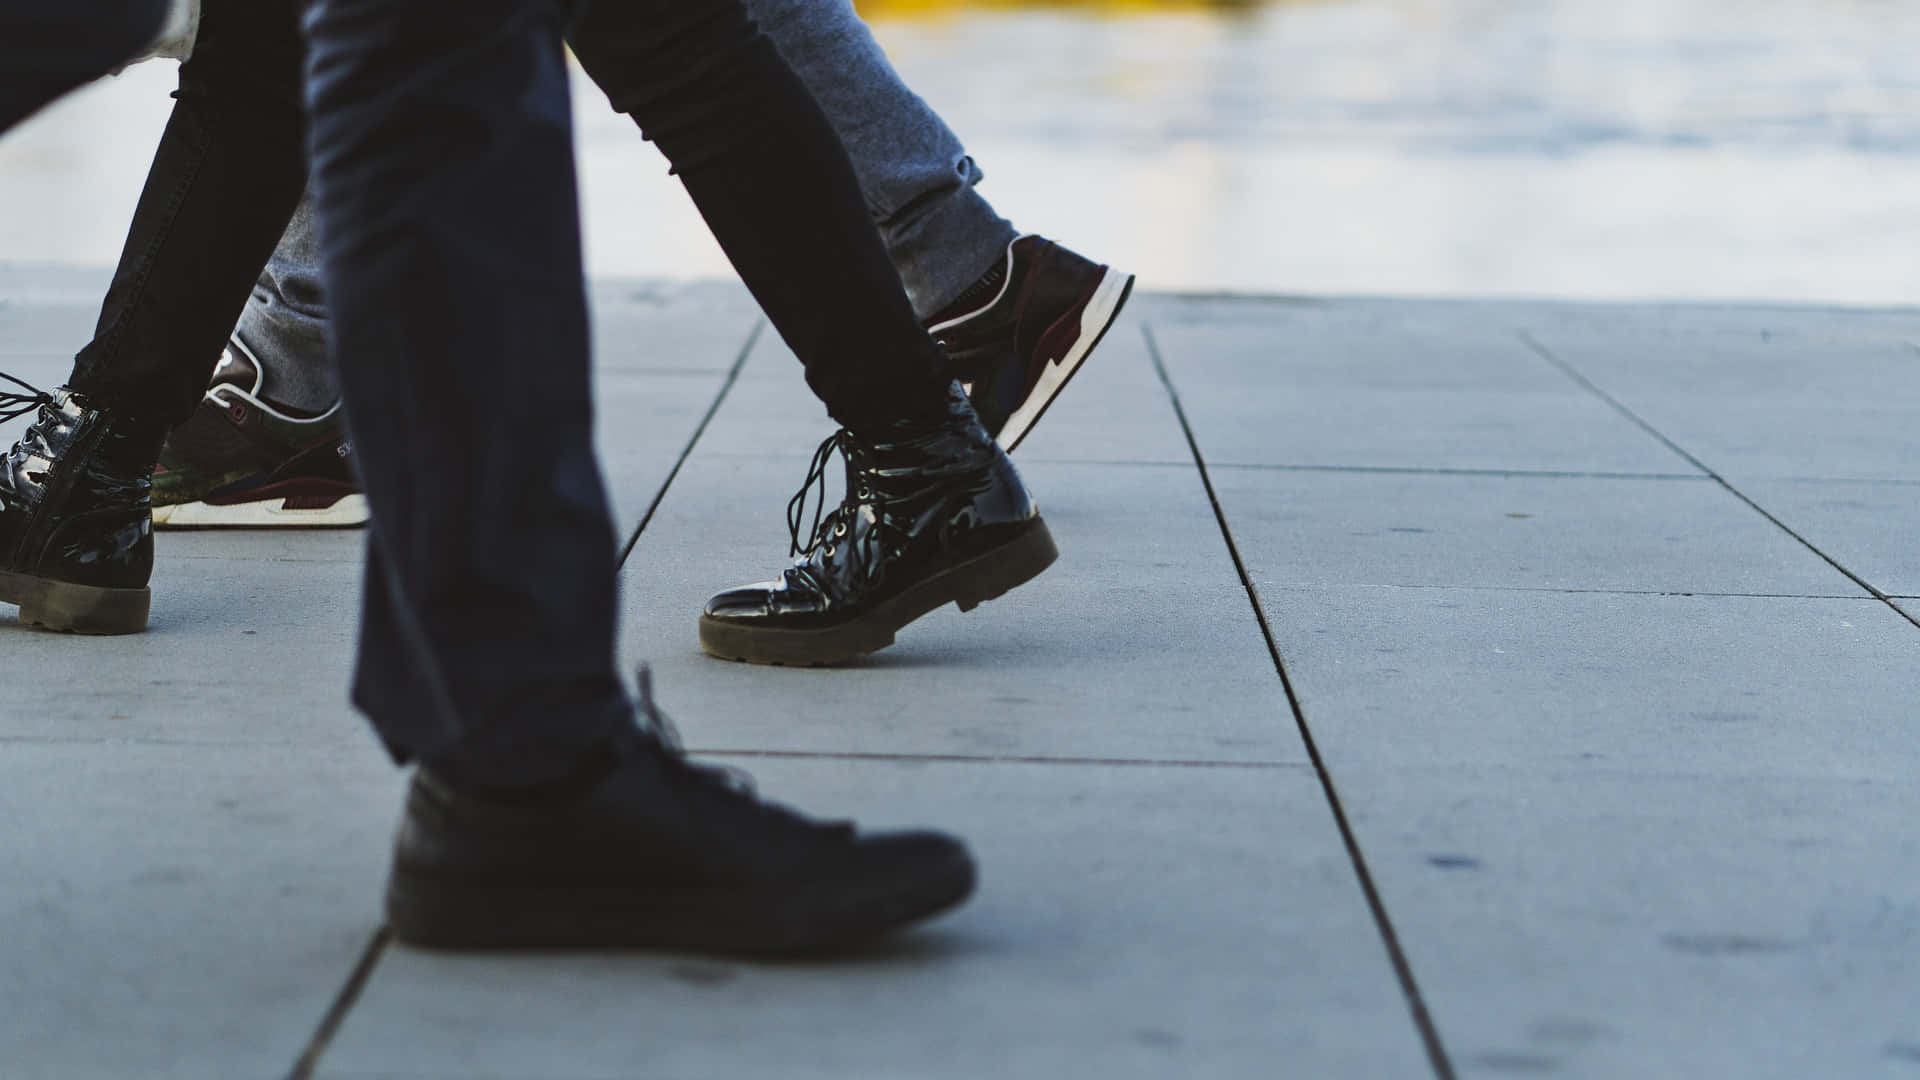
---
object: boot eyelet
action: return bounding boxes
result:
[833,522,847,538]
[824,544,837,557]
[228,402,248,422]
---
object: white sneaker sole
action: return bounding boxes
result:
[997,267,1135,453]
[153,493,370,529]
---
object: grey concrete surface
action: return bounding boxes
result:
[318,759,1427,1080]
[3,271,1919,1078]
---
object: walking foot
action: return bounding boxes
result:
[928,234,1136,452]
[386,674,975,952]
[700,383,1056,666]
[0,378,157,634]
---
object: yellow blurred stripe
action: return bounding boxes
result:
[854,0,1268,18]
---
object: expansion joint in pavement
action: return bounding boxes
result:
[614,319,766,570]
[1142,324,1461,1080]
[1517,329,1920,634]
[286,928,391,1080]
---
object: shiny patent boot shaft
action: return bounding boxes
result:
[701,382,1056,665]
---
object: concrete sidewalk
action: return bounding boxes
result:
[2,265,1917,1079]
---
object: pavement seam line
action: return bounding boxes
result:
[1212,462,1709,480]
[285,928,391,1080]
[614,319,765,570]
[1517,329,1920,633]
[1143,323,1460,1080]
[700,749,1309,768]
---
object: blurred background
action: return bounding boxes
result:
[2,0,1916,305]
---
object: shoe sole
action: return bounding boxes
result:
[698,517,1058,667]
[998,267,1136,453]
[385,847,975,953]
[0,568,149,634]
[154,493,369,529]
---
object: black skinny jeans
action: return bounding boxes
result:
[69,0,309,425]
[68,0,951,434]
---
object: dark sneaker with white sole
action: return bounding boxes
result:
[700,382,1056,666]
[927,234,1135,452]
[0,377,159,634]
[386,672,976,952]
[152,336,366,528]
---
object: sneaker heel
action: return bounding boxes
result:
[19,580,150,635]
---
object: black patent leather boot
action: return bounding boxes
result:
[0,380,158,634]
[700,382,1057,665]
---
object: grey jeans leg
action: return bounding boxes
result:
[234,193,338,411]
[747,0,1016,315]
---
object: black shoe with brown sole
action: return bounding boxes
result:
[700,383,1054,667]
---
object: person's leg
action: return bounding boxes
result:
[719,0,1138,452]
[743,0,1012,318]
[149,191,363,529]
[301,0,973,951]
[568,0,1055,666]
[67,0,308,428]
[235,195,336,412]
[302,0,623,778]
[570,0,951,432]
[0,2,167,132]
[0,0,303,634]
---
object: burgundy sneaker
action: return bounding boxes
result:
[151,337,366,528]
[926,235,1135,452]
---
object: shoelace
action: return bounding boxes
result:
[631,665,756,796]
[785,429,859,558]
[0,372,51,426]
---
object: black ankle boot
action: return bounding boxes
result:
[700,382,1057,666]
[0,380,159,634]
[385,673,976,951]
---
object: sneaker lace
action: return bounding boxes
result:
[631,665,756,796]
[0,372,51,426]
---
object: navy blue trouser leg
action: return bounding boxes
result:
[0,1,167,132]
[302,0,627,784]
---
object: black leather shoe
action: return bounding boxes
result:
[385,675,975,952]
[0,378,158,634]
[700,383,1057,666]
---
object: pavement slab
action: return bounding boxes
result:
[0,741,397,1080]
[1521,309,1920,484]
[1731,478,1920,599]
[1251,585,1920,1079]
[1149,304,1697,475]
[1206,466,1863,597]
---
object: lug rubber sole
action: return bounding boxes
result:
[699,517,1059,666]
[386,848,975,953]
[0,568,149,634]
[998,267,1135,453]
[154,493,369,529]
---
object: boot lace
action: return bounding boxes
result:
[0,372,51,425]
[631,665,756,796]
[785,429,857,558]
[783,429,912,570]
